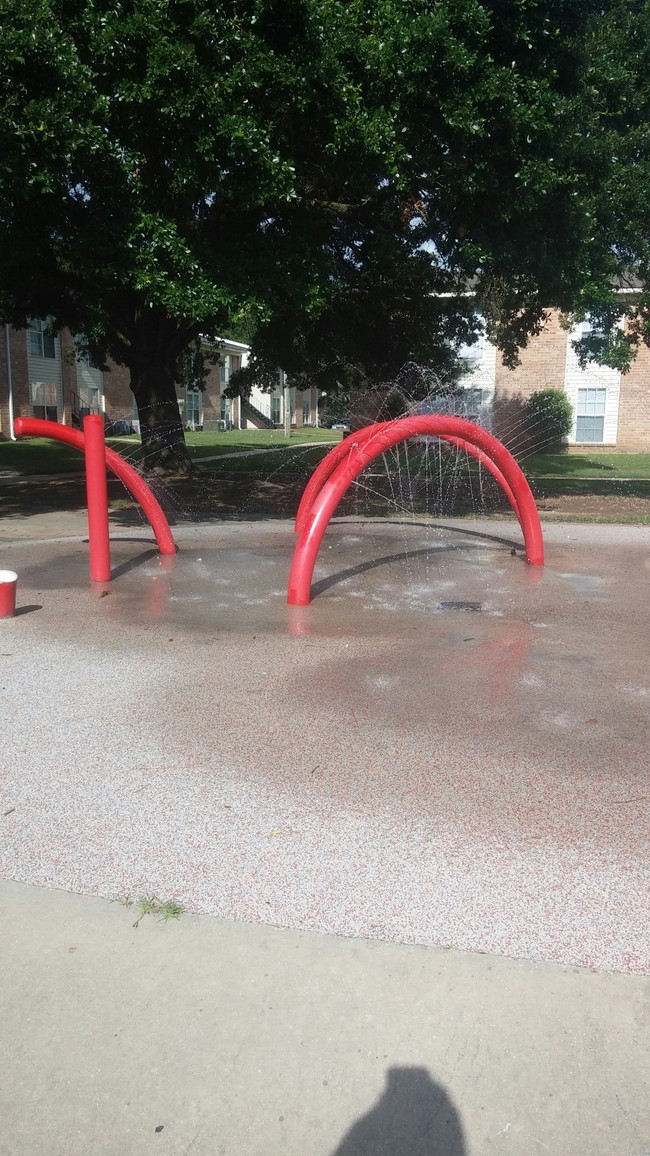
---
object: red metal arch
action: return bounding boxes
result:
[13,417,176,556]
[288,416,543,605]
[296,426,520,534]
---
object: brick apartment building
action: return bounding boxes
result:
[1,311,649,450]
[0,321,319,440]
[457,309,650,452]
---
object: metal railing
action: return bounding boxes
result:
[70,388,102,429]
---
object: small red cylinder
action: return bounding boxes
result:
[0,570,18,618]
[83,415,111,583]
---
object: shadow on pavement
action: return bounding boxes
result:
[110,548,159,580]
[311,545,461,598]
[330,1066,465,1155]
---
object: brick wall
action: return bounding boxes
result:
[200,361,222,429]
[299,386,319,426]
[617,341,650,452]
[492,309,650,452]
[495,311,568,401]
[103,359,133,420]
[493,312,567,450]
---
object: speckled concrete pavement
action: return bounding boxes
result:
[1,514,648,975]
[1,513,649,1154]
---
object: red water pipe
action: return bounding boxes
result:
[288,416,543,606]
[83,415,111,582]
[13,417,176,556]
[295,425,520,534]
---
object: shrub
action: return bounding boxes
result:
[523,388,573,452]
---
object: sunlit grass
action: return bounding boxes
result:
[522,452,650,478]
[0,427,340,475]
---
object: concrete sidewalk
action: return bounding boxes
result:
[1,880,649,1156]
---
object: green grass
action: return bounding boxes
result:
[0,438,90,474]
[117,895,184,927]
[538,511,650,525]
[522,452,650,479]
[3,434,650,524]
[195,443,333,475]
[186,427,338,450]
[0,427,340,475]
[529,477,650,503]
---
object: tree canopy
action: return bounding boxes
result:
[0,0,643,468]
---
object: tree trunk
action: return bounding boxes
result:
[130,358,193,475]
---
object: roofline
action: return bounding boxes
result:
[200,335,251,351]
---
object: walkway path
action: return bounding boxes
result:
[2,879,648,1156]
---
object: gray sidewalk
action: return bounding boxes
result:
[1,879,649,1156]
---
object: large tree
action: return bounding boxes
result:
[0,0,629,470]
[555,0,650,370]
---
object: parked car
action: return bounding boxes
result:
[330,420,351,431]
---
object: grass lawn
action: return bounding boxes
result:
[196,444,334,476]
[186,427,339,461]
[0,427,340,475]
[2,430,650,524]
[521,452,650,478]
[2,434,650,524]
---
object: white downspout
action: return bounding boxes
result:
[4,324,16,439]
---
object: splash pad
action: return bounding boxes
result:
[9,415,543,608]
[288,417,543,606]
[2,410,649,978]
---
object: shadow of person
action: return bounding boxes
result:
[330,1066,465,1156]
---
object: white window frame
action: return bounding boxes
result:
[564,320,620,446]
[575,387,607,444]
[30,380,59,421]
[184,388,202,430]
[27,318,57,359]
[457,333,485,365]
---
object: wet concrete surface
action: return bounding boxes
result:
[0,516,649,973]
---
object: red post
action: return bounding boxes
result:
[13,417,176,557]
[83,415,111,583]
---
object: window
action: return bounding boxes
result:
[75,346,100,370]
[457,333,484,364]
[302,399,311,424]
[220,395,232,428]
[76,384,101,414]
[185,389,202,429]
[461,388,483,420]
[422,389,484,421]
[220,353,241,384]
[271,396,281,424]
[31,381,58,421]
[27,318,56,359]
[575,388,606,443]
